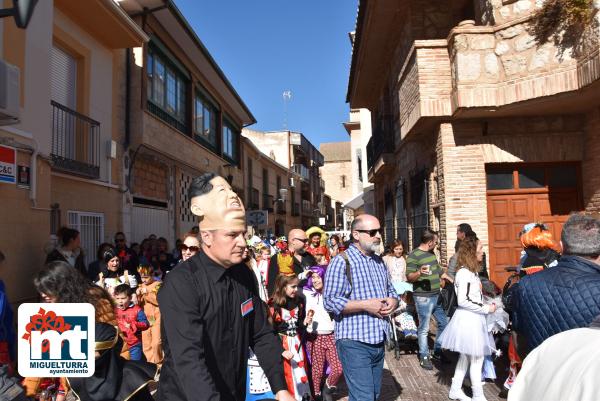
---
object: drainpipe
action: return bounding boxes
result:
[124,48,131,151]
[29,137,38,207]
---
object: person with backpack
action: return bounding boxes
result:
[323,214,398,401]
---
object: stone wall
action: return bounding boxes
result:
[446,1,600,111]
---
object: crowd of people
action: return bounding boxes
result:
[0,172,599,401]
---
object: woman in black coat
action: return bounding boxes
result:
[45,227,86,276]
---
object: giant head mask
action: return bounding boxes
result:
[189,173,246,231]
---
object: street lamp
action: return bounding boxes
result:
[0,0,38,29]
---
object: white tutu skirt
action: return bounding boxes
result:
[438,308,493,357]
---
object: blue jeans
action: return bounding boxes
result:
[414,294,448,358]
[336,339,384,401]
[128,343,143,361]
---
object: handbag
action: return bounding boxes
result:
[438,282,458,317]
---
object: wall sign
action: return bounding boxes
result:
[0,145,16,184]
[247,210,268,228]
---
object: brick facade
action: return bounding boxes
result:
[583,109,600,213]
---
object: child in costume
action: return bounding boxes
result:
[136,265,162,364]
[438,237,497,401]
[114,284,149,361]
[303,267,342,401]
[244,245,275,401]
[269,275,311,401]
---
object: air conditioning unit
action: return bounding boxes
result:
[0,60,20,125]
[289,177,295,188]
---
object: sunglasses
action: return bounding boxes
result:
[179,244,200,252]
[355,229,382,237]
[293,238,308,244]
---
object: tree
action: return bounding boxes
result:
[529,0,599,57]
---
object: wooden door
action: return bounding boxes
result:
[487,195,534,286]
[486,163,582,288]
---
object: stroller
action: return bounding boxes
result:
[386,282,419,359]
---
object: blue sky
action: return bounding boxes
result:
[173,0,358,147]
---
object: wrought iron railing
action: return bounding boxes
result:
[51,101,101,179]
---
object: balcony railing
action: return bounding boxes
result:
[366,117,395,172]
[51,101,101,179]
[248,188,260,210]
[263,193,274,212]
[292,164,310,181]
[292,202,300,216]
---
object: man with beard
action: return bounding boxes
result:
[406,228,448,370]
[323,214,398,401]
[266,228,316,296]
[157,173,294,401]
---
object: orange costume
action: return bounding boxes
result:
[137,275,163,364]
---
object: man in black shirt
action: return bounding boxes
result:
[267,228,316,295]
[157,173,293,401]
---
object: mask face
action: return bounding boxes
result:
[190,176,246,230]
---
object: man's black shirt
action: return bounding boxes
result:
[267,252,316,295]
[157,250,286,401]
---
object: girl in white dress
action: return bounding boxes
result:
[438,237,497,401]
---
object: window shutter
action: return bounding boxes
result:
[51,46,77,109]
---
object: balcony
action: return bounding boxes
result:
[248,188,260,210]
[366,118,395,181]
[51,101,101,179]
[292,164,310,182]
[398,40,452,139]
[292,202,300,217]
[447,22,600,116]
[263,193,274,212]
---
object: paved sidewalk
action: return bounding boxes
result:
[334,350,506,401]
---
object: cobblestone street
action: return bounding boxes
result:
[334,350,505,401]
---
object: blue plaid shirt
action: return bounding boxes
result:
[324,244,398,344]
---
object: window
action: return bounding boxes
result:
[194,92,218,148]
[340,175,346,189]
[146,48,187,132]
[486,168,514,190]
[50,45,77,109]
[519,167,545,188]
[357,155,363,182]
[222,119,239,161]
[68,211,104,265]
